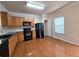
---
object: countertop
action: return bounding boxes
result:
[0,27,35,36]
[0,27,35,45]
[0,33,15,45]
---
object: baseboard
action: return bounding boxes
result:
[45,35,52,38]
[46,35,79,46]
[58,38,79,46]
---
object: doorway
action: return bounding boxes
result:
[44,20,47,36]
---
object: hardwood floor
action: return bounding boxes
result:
[13,36,79,57]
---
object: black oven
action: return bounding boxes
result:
[23,22,32,41]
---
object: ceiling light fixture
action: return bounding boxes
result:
[27,1,45,10]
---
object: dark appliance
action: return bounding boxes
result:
[23,22,32,41]
[0,40,9,57]
[35,23,44,38]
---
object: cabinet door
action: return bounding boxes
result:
[1,12,8,27]
[9,36,14,57]
[32,31,36,39]
[18,32,24,42]
[13,17,24,27]
[18,17,24,27]
[13,17,18,27]
[8,33,17,57]
[7,14,13,27]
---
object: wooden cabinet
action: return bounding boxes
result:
[8,32,24,57]
[0,12,14,27]
[18,17,24,26]
[13,17,24,27]
[8,33,18,57]
[0,12,24,27]
[12,17,18,27]
[32,30,36,39]
[0,12,35,28]
[0,12,8,27]
[0,13,1,26]
[7,14,13,27]
[17,32,24,42]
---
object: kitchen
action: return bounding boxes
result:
[0,1,45,56]
[1,1,79,57]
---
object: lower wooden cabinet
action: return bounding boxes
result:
[32,30,36,39]
[8,32,24,56]
[8,33,18,57]
[17,32,24,42]
[7,31,36,56]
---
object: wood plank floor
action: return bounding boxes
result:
[13,36,79,57]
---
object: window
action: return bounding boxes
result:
[54,17,64,34]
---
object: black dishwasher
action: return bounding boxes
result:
[0,40,9,57]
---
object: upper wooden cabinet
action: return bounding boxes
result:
[7,14,14,27]
[0,13,1,26]
[18,17,24,26]
[12,17,18,27]
[0,12,8,27]
[0,12,14,27]
[13,17,24,27]
[0,12,35,27]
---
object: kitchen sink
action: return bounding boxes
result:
[0,34,13,44]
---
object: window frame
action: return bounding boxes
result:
[54,16,64,35]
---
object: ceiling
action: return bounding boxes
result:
[1,1,71,15]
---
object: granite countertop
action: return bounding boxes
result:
[0,32,15,45]
[0,28,35,36]
[0,27,36,45]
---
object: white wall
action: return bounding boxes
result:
[0,2,8,12]
[46,17,52,37]
[48,2,79,45]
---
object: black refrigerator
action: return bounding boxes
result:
[35,23,44,38]
[23,22,32,41]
